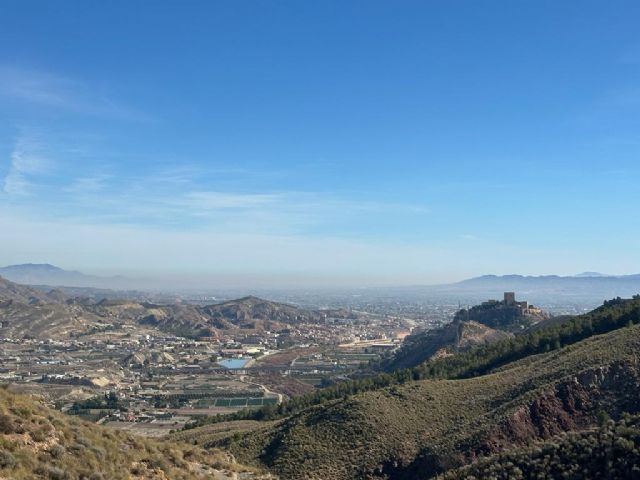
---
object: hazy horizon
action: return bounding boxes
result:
[2,261,640,291]
[2,1,640,285]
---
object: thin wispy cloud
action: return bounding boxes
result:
[8,154,430,236]
[182,191,283,210]
[4,205,629,287]
[3,135,52,195]
[63,174,111,195]
[0,63,429,238]
[56,183,430,235]
[0,65,147,120]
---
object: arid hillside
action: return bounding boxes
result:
[0,386,271,479]
[0,276,354,340]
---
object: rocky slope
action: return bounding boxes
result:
[442,414,640,479]
[0,301,108,339]
[384,320,513,370]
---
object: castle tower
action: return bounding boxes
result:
[504,292,515,306]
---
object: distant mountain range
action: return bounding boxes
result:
[0,263,133,289]
[2,263,640,309]
[425,273,640,309]
[573,271,611,277]
[459,272,640,283]
[449,273,640,295]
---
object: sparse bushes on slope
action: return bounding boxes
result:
[187,295,640,428]
[442,414,640,480]
[0,388,264,479]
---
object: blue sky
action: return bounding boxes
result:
[1,1,640,286]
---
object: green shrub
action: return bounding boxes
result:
[0,414,16,434]
[0,449,17,469]
[36,465,68,480]
[31,426,50,442]
[49,444,65,459]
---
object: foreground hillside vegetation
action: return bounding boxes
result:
[186,297,640,479]
[0,386,268,480]
[442,414,640,479]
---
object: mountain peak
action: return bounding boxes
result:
[2,263,67,272]
[0,263,130,289]
[574,271,610,277]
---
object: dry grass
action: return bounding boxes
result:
[0,386,271,479]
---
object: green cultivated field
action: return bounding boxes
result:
[196,397,278,408]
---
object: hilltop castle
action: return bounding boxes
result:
[457,292,550,331]
[501,292,545,316]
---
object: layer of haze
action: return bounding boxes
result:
[1,1,640,287]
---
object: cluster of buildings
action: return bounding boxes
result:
[0,307,417,436]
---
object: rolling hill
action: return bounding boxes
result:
[452,299,549,332]
[0,300,108,339]
[84,295,352,337]
[0,276,353,339]
[200,296,353,330]
[0,276,68,305]
[0,276,112,339]
[191,298,640,479]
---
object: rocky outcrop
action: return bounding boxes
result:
[481,361,640,456]
[371,361,640,480]
[385,320,512,370]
